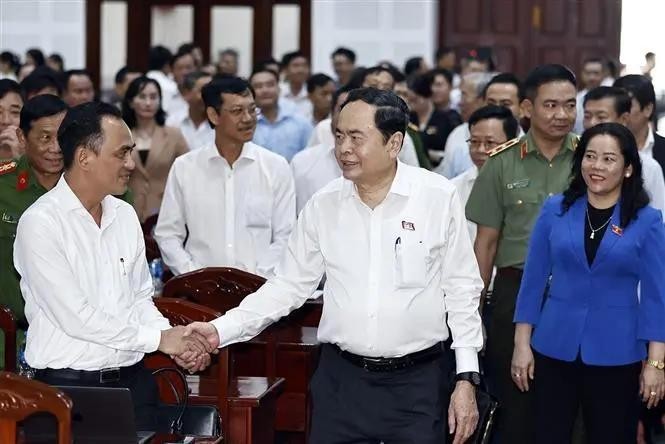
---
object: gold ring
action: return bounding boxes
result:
[650,391,657,397]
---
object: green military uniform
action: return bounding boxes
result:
[0,156,133,369]
[407,123,433,170]
[465,130,578,444]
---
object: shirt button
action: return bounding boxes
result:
[516,199,523,205]
[227,243,233,248]
[548,192,554,197]
[549,163,553,168]
[369,313,376,319]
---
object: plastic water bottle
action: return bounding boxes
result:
[149,258,164,297]
[17,336,35,379]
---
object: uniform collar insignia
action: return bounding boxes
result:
[0,161,17,175]
[16,170,29,191]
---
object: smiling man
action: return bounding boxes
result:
[466,64,579,444]
[154,77,295,278]
[185,88,484,444]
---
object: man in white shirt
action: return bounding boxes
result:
[146,45,177,112]
[452,105,519,242]
[291,86,350,213]
[185,88,482,444]
[166,71,214,151]
[164,48,196,126]
[583,86,665,213]
[279,51,312,119]
[14,102,211,430]
[155,77,295,278]
[573,58,604,134]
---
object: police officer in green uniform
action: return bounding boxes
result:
[466,64,579,444]
[0,95,133,369]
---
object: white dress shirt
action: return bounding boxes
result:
[290,143,340,214]
[436,123,469,178]
[640,152,665,215]
[14,177,169,371]
[211,161,484,373]
[450,166,479,242]
[306,117,420,167]
[166,114,215,151]
[640,127,656,157]
[147,70,178,112]
[165,92,189,127]
[574,89,588,135]
[280,82,313,120]
[154,142,296,278]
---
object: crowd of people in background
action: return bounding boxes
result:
[2,40,665,444]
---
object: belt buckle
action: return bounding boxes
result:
[99,367,120,383]
[362,357,390,372]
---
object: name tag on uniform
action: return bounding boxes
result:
[1,212,17,224]
[506,179,530,190]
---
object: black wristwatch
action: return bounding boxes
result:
[455,371,481,387]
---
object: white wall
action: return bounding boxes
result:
[0,0,85,69]
[311,0,437,76]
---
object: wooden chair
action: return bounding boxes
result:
[144,297,284,444]
[0,306,17,372]
[0,371,72,444]
[162,268,321,442]
[142,214,162,262]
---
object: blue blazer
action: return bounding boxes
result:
[514,194,665,366]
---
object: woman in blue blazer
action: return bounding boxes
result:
[511,123,665,444]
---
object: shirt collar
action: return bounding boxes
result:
[54,175,121,228]
[522,131,577,157]
[205,142,258,164]
[642,127,655,151]
[15,155,47,193]
[258,104,292,124]
[341,160,411,200]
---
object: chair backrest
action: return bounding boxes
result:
[0,306,17,372]
[0,371,72,444]
[162,267,266,313]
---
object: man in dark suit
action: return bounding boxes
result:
[614,75,665,171]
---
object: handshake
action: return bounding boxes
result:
[157,322,221,373]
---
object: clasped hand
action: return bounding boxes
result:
[158,325,218,373]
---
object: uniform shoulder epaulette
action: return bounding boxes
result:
[488,137,520,157]
[0,161,17,176]
[407,122,419,132]
[571,134,580,150]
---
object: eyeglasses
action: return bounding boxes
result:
[220,105,260,118]
[467,139,502,151]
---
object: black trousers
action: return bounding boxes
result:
[35,361,159,431]
[309,344,450,444]
[534,351,641,444]
[485,271,536,444]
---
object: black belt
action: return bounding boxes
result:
[35,361,143,384]
[331,343,442,372]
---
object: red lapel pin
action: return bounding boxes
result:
[611,224,623,236]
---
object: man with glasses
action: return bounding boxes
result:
[154,77,296,278]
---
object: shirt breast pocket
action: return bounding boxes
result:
[394,239,428,289]
[246,196,272,228]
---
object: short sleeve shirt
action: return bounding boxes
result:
[465,131,578,268]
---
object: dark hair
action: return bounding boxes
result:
[114,66,129,85]
[341,88,409,144]
[121,76,166,128]
[482,72,524,101]
[646,52,655,60]
[47,53,64,71]
[430,68,453,87]
[346,67,367,89]
[26,48,45,66]
[468,105,519,140]
[20,66,62,97]
[62,69,92,91]
[148,45,173,71]
[583,86,631,116]
[253,57,279,72]
[435,47,455,60]
[404,57,424,77]
[331,47,356,63]
[582,57,604,68]
[177,42,197,55]
[58,102,123,170]
[220,48,239,59]
[408,73,432,98]
[201,77,253,128]
[0,51,19,72]
[523,64,576,101]
[331,84,354,113]
[362,66,396,88]
[307,73,334,93]
[19,94,67,134]
[171,47,193,66]
[0,79,22,101]
[281,51,307,68]
[562,122,648,228]
[613,75,656,118]
[183,71,211,91]
[248,68,279,83]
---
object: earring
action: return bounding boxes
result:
[625,174,631,178]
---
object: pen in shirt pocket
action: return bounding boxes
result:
[120,257,126,275]
[394,236,401,252]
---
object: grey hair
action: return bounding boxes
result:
[463,72,496,98]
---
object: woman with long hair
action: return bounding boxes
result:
[511,122,665,443]
[122,76,188,221]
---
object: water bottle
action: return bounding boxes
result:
[17,336,35,379]
[149,258,164,297]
